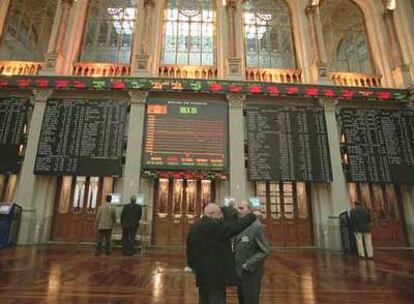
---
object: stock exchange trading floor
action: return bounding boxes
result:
[0,245,413,303]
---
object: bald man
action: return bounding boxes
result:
[187,203,256,304]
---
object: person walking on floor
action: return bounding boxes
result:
[95,194,117,256]
[121,195,143,256]
[234,200,271,304]
[350,201,374,259]
[186,203,256,304]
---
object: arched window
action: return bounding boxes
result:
[79,0,137,64]
[0,0,58,61]
[161,0,215,66]
[243,0,295,69]
[321,0,373,74]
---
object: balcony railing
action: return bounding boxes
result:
[245,68,302,83]
[159,65,218,79]
[329,72,382,87]
[0,61,43,75]
[73,63,131,77]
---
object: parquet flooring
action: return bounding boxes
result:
[0,245,413,303]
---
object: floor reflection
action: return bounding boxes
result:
[0,246,413,303]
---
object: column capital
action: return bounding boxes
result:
[128,90,149,104]
[32,89,53,103]
[305,0,321,15]
[144,0,155,7]
[319,97,339,112]
[226,93,246,109]
[61,0,75,6]
[226,0,237,9]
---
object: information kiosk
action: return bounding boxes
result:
[0,203,22,248]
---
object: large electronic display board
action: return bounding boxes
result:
[340,108,414,183]
[0,98,28,174]
[34,98,127,176]
[246,103,332,182]
[143,99,228,171]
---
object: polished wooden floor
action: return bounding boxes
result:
[0,245,414,303]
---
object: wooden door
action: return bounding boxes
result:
[0,174,17,202]
[52,176,114,242]
[348,183,407,247]
[152,178,214,246]
[256,181,313,247]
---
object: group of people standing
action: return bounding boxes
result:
[187,200,271,304]
[95,195,142,256]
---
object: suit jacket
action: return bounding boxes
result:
[234,219,271,277]
[95,203,116,230]
[350,205,372,233]
[186,213,256,290]
[121,203,143,229]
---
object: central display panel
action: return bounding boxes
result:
[143,99,228,171]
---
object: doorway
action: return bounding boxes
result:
[152,178,215,245]
[52,176,114,242]
[256,181,313,247]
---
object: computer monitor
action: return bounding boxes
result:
[223,197,236,207]
[135,194,145,206]
[110,193,121,204]
[0,204,12,214]
[249,197,261,209]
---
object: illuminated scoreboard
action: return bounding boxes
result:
[143,99,228,171]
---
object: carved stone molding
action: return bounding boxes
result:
[128,90,149,104]
[319,97,339,112]
[227,93,246,109]
[32,89,53,104]
[144,0,155,7]
[226,57,242,76]
[61,0,75,6]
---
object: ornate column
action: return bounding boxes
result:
[225,0,243,80]
[14,90,53,244]
[382,5,412,88]
[319,97,349,250]
[305,1,330,84]
[0,0,11,38]
[41,0,74,75]
[227,93,247,200]
[131,0,154,76]
[120,90,149,203]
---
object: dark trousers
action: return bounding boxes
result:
[198,286,226,304]
[96,229,112,255]
[237,269,263,304]
[122,226,138,256]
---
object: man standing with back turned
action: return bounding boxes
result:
[350,201,373,259]
[234,200,271,304]
[121,195,143,256]
[95,194,117,256]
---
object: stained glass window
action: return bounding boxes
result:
[0,0,58,61]
[162,0,215,66]
[321,0,373,73]
[243,0,295,69]
[79,0,137,64]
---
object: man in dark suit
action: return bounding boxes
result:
[187,203,256,304]
[234,200,271,304]
[350,201,373,258]
[121,195,143,256]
